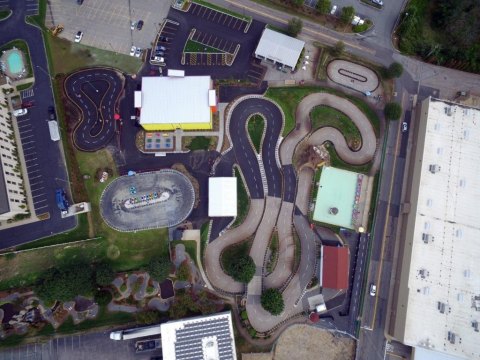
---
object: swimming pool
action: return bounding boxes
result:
[313,166,360,230]
[6,51,24,75]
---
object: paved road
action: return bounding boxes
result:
[65,68,124,151]
[0,0,76,249]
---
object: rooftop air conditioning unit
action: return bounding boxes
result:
[447,331,456,344]
[422,233,434,244]
[429,164,441,174]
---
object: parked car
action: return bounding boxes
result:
[136,20,144,30]
[21,101,35,108]
[74,31,83,43]
[402,122,408,132]
[155,51,165,57]
[134,47,142,58]
[369,284,377,297]
[159,36,170,42]
[13,108,28,117]
[156,45,166,51]
[372,0,383,5]
[130,21,136,30]
[330,5,337,15]
[130,45,136,56]
[48,106,56,120]
[77,0,83,4]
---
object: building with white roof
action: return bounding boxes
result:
[208,177,237,217]
[160,312,237,360]
[390,97,480,360]
[254,28,305,69]
[136,75,215,131]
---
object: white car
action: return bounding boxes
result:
[13,108,28,117]
[330,5,337,15]
[130,21,136,30]
[369,284,377,297]
[372,0,383,5]
[130,45,136,56]
[74,31,83,43]
[134,47,142,58]
[402,122,408,132]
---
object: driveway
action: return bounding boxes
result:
[0,0,76,249]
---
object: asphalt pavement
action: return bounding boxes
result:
[0,0,76,249]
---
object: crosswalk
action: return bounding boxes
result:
[25,0,38,16]
[256,154,269,196]
[21,88,34,98]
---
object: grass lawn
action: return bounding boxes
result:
[0,39,33,78]
[326,142,371,174]
[311,105,362,145]
[184,39,221,54]
[16,82,34,91]
[200,221,209,260]
[232,167,249,227]
[247,115,265,153]
[184,136,214,151]
[192,0,252,22]
[0,10,12,20]
[265,86,380,137]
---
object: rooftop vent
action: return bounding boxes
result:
[473,296,480,311]
[445,107,452,116]
[422,233,434,244]
[438,302,449,314]
[472,320,479,332]
[447,331,456,344]
[419,268,430,279]
[429,164,441,174]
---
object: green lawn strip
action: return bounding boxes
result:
[184,39,222,54]
[325,142,371,174]
[0,334,25,348]
[310,167,323,208]
[15,213,90,251]
[192,0,251,22]
[247,115,265,153]
[311,105,362,144]
[0,10,12,20]
[265,86,380,137]
[171,240,197,267]
[185,136,211,150]
[200,221,209,260]
[16,82,34,91]
[266,24,289,35]
[220,238,253,273]
[266,232,278,273]
[232,167,249,227]
[0,39,34,78]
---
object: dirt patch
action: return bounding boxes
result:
[273,325,355,360]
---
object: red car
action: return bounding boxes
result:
[22,101,35,108]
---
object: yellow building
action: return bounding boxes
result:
[135,74,216,131]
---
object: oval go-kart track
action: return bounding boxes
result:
[64,68,124,151]
[100,170,195,232]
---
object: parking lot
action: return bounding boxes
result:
[14,113,50,216]
[188,3,250,33]
[191,29,239,54]
[46,0,171,55]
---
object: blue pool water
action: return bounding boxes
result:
[6,51,24,75]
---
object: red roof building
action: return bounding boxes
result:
[322,246,349,290]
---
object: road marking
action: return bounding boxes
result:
[370,93,405,329]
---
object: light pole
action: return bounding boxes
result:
[84,81,99,93]
[35,65,54,81]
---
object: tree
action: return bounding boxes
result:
[226,256,256,283]
[145,258,171,282]
[316,0,331,14]
[136,310,162,324]
[332,41,345,56]
[176,261,191,282]
[287,17,303,37]
[261,288,284,315]
[291,0,303,7]
[34,263,95,303]
[94,289,112,306]
[340,6,355,24]
[94,262,116,287]
[384,102,403,120]
[386,62,404,78]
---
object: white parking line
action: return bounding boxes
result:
[35,204,49,211]
[31,187,44,193]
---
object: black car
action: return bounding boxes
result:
[159,36,169,42]
[136,20,144,30]
[48,106,56,120]
[156,45,166,51]
[155,51,165,56]
[77,0,83,4]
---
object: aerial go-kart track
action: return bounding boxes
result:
[205,92,377,334]
[100,169,195,232]
[64,68,124,151]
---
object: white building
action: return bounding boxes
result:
[161,312,237,360]
[254,28,305,69]
[208,177,237,217]
[391,97,480,360]
[0,76,27,221]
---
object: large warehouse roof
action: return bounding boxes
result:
[161,312,237,360]
[208,177,237,217]
[254,28,305,68]
[398,98,480,359]
[139,76,212,125]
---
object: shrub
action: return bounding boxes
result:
[260,288,284,315]
[384,102,403,120]
[94,290,112,306]
[287,18,303,37]
[226,256,256,283]
[136,310,162,324]
[316,0,331,14]
[145,258,172,282]
[94,263,116,287]
[176,262,191,282]
[340,6,355,24]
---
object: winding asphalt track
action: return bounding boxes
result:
[64,68,124,151]
[206,93,377,333]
